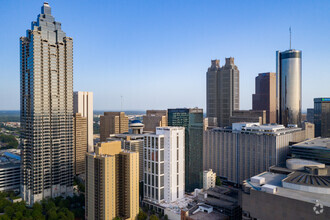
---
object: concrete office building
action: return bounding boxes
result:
[143,110,167,132]
[314,98,330,137]
[100,112,129,141]
[168,108,203,192]
[86,141,139,220]
[74,91,93,152]
[143,127,185,203]
[206,58,240,127]
[203,169,216,190]
[203,123,314,184]
[252,72,276,123]
[20,3,73,205]
[0,152,21,192]
[242,159,330,220]
[276,49,302,126]
[307,108,314,123]
[73,113,87,175]
[291,137,330,165]
[229,110,266,125]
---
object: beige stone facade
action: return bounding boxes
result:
[86,141,139,220]
[74,113,87,175]
[100,112,129,141]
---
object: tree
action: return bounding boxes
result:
[164,214,169,220]
[4,206,14,218]
[137,208,147,220]
[47,208,58,220]
[149,214,159,220]
[216,176,222,186]
[113,217,121,220]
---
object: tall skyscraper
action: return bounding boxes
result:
[74,91,94,152]
[168,108,203,192]
[20,3,73,205]
[206,58,239,127]
[314,98,330,137]
[276,49,302,126]
[100,112,129,141]
[143,127,185,203]
[86,141,139,220]
[206,60,220,118]
[252,72,276,123]
[73,113,87,175]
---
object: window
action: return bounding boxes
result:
[160,150,164,162]
[160,176,164,187]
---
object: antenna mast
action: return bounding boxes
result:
[121,95,123,111]
[289,26,291,49]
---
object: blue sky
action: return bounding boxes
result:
[0,0,330,111]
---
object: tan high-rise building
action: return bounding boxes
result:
[100,112,129,141]
[86,141,139,220]
[143,110,167,132]
[252,72,276,124]
[73,113,87,175]
[74,91,94,152]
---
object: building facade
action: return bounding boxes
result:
[168,108,203,192]
[307,108,314,123]
[74,91,94,152]
[143,110,167,132]
[20,3,73,205]
[0,152,21,192]
[206,58,240,127]
[252,72,276,123]
[73,113,87,175]
[229,110,266,125]
[100,112,129,141]
[314,98,330,137]
[276,49,302,126]
[203,123,313,184]
[86,141,139,220]
[143,127,185,203]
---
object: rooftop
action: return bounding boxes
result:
[292,137,330,150]
[245,171,330,207]
[214,123,301,135]
[0,151,21,168]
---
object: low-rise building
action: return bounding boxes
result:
[291,137,330,165]
[242,159,330,220]
[203,169,216,190]
[0,151,20,192]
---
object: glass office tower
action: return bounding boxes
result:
[20,3,73,206]
[314,98,330,137]
[276,49,302,126]
[168,108,203,192]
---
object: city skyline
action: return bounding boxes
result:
[1,0,330,111]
